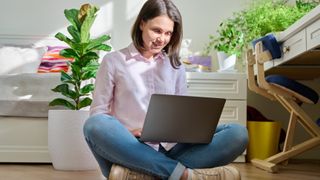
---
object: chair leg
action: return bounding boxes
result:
[267,137,320,164]
[281,111,297,166]
[251,137,320,173]
[251,159,278,173]
[251,98,320,173]
[286,98,320,137]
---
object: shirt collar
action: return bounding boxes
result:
[127,43,165,62]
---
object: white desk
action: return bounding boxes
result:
[264,5,320,80]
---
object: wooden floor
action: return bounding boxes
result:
[0,161,319,180]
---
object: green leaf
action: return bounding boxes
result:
[75,52,98,68]
[93,44,112,51]
[70,63,81,81]
[82,51,99,61]
[67,25,81,43]
[82,70,96,80]
[55,33,74,48]
[82,61,99,78]
[78,97,92,110]
[60,71,75,84]
[80,84,94,95]
[86,59,100,66]
[60,48,79,59]
[64,9,80,31]
[85,35,111,51]
[80,7,97,43]
[49,98,76,110]
[52,84,69,93]
[83,61,99,72]
[51,84,77,99]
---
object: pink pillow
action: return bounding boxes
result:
[37,46,73,73]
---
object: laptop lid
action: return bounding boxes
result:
[140,94,226,143]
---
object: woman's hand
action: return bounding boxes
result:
[130,128,142,138]
[130,128,160,144]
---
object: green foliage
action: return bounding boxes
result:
[203,0,319,57]
[203,19,245,57]
[49,4,112,110]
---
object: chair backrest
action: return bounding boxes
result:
[250,39,319,104]
[252,41,300,101]
[246,49,274,100]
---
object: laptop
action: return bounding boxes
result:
[140,94,226,144]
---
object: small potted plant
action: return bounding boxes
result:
[203,18,244,72]
[203,19,244,58]
[203,0,319,72]
[48,3,112,170]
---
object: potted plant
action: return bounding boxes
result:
[48,3,111,170]
[204,18,243,72]
[203,0,319,71]
[203,19,244,58]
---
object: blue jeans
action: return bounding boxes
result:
[83,114,248,179]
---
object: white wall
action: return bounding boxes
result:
[0,0,249,52]
[173,0,250,53]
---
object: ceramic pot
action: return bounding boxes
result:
[48,109,98,170]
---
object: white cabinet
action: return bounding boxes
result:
[186,72,247,162]
[186,72,247,126]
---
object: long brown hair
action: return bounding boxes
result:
[131,0,183,68]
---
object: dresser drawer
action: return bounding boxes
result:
[306,18,320,50]
[186,72,247,100]
[274,29,306,66]
[219,100,246,126]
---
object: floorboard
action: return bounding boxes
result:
[0,161,319,180]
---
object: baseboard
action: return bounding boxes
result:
[0,145,50,163]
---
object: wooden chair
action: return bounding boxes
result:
[246,38,320,173]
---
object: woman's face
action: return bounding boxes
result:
[139,15,174,59]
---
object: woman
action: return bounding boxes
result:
[83,0,248,179]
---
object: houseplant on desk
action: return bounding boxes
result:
[203,0,319,72]
[203,19,243,72]
[48,4,111,170]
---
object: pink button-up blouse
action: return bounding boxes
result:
[90,43,187,150]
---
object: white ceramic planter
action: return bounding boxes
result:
[216,51,237,72]
[217,51,229,63]
[48,109,98,170]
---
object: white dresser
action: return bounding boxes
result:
[186,72,247,162]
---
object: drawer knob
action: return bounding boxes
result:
[283,46,290,53]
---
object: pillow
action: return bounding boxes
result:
[0,46,47,75]
[37,46,74,73]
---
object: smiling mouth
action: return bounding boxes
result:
[152,42,163,49]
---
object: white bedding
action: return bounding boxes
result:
[0,73,61,117]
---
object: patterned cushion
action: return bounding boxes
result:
[37,46,73,73]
